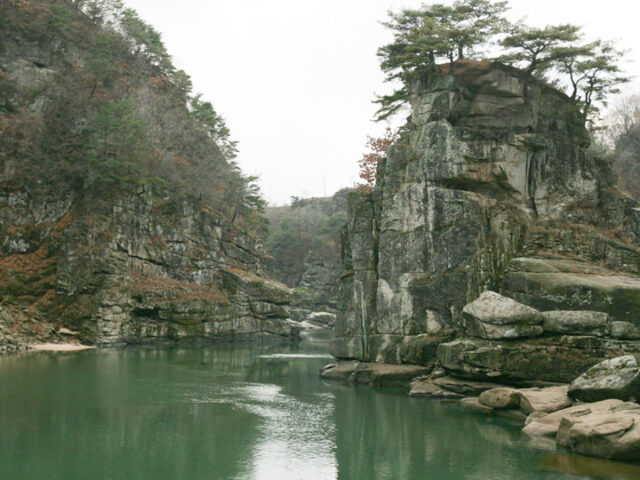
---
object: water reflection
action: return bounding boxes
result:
[234,383,337,480]
[538,453,640,480]
[0,330,630,480]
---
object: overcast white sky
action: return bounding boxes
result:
[124,0,640,205]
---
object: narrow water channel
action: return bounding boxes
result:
[0,330,635,479]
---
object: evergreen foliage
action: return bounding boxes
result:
[0,0,266,234]
[499,23,581,76]
[376,0,629,124]
[376,0,508,120]
[266,191,348,286]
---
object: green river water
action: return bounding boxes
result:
[1,330,638,480]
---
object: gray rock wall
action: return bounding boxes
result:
[0,182,298,346]
[333,61,640,362]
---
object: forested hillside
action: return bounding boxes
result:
[0,0,264,227]
[0,0,296,349]
[265,190,348,315]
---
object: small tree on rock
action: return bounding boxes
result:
[357,129,398,191]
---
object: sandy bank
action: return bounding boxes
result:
[28,343,96,352]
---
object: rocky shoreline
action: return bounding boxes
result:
[321,357,640,462]
[322,291,640,463]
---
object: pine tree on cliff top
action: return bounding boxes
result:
[375,0,629,125]
[375,0,509,120]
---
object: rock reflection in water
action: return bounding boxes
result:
[538,453,640,480]
[0,330,629,480]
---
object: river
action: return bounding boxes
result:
[0,330,636,479]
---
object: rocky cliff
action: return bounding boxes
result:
[0,0,298,350]
[333,60,640,364]
[0,183,297,349]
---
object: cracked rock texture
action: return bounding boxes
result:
[333,61,640,364]
[0,184,299,346]
[0,5,299,348]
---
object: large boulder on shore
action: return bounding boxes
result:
[462,291,544,340]
[437,336,640,383]
[542,311,610,337]
[523,396,640,461]
[556,401,640,461]
[319,361,430,387]
[522,399,623,438]
[519,385,573,414]
[568,355,640,402]
[479,387,521,409]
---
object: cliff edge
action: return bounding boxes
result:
[334,61,640,364]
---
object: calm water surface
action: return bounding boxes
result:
[0,330,635,480]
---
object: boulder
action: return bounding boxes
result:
[556,402,640,461]
[463,291,545,325]
[462,291,544,340]
[437,336,639,383]
[569,355,640,402]
[542,311,610,337]
[519,385,573,414]
[431,376,504,396]
[461,397,494,414]
[319,361,430,387]
[522,399,623,438]
[409,377,463,399]
[479,387,521,409]
[461,396,527,421]
[611,321,640,340]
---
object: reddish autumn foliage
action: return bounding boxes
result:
[357,129,398,192]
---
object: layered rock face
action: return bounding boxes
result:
[437,292,640,383]
[0,2,299,348]
[333,61,640,362]
[0,184,298,346]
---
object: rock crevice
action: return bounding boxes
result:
[333,62,640,364]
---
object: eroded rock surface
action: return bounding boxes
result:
[522,399,623,438]
[568,355,640,402]
[542,311,610,337]
[437,335,639,383]
[320,361,431,387]
[611,322,640,340]
[556,402,640,461]
[409,377,464,398]
[332,61,640,364]
[519,386,573,414]
[479,388,522,409]
[0,185,300,347]
[462,291,543,340]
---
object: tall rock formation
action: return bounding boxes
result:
[333,60,640,363]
